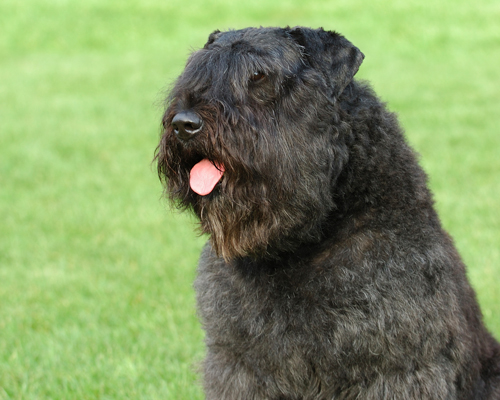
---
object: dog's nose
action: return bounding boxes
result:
[171,111,203,142]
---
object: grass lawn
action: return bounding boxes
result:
[0,0,498,398]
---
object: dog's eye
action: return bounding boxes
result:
[250,71,266,83]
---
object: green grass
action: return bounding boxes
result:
[0,0,499,398]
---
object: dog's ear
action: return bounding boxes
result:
[287,27,364,98]
[204,30,222,48]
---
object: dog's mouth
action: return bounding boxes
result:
[189,159,225,196]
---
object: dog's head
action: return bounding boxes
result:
[155,27,364,260]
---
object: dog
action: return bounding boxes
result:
[155,26,500,399]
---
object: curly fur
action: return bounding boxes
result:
[155,27,500,399]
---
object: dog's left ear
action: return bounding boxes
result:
[286,27,364,98]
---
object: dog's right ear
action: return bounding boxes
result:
[287,27,364,98]
[204,30,222,48]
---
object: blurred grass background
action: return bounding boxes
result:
[0,0,498,398]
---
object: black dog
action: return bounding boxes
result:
[156,27,500,399]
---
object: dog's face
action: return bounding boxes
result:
[156,27,364,260]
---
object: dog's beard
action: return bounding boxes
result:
[192,170,335,261]
[195,184,282,260]
[159,141,343,261]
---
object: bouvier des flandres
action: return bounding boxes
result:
[155,27,500,399]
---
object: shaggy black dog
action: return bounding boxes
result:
[156,27,500,399]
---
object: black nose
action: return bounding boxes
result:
[171,111,203,142]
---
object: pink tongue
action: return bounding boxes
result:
[189,159,225,196]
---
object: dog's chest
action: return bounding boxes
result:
[195,253,380,372]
